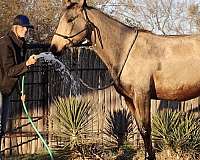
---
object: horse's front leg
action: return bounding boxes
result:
[133,89,155,160]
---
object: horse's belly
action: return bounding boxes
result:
[155,84,200,101]
[154,71,200,101]
[154,59,200,101]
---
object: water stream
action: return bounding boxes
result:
[36,52,79,96]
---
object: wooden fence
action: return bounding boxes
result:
[2,47,200,157]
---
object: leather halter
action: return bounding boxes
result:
[54,9,102,48]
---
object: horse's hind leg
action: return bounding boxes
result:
[125,89,155,160]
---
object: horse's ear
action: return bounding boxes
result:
[78,0,86,8]
[63,0,71,7]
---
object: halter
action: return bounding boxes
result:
[54,9,103,48]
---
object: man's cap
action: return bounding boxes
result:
[13,15,34,29]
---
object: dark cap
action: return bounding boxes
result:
[13,15,34,29]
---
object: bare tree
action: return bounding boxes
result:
[0,0,24,35]
[0,0,62,42]
[1,0,200,39]
[187,3,200,33]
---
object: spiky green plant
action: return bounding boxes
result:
[152,109,180,150]
[104,108,136,148]
[52,97,94,150]
[152,110,200,159]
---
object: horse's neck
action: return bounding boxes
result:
[87,8,135,76]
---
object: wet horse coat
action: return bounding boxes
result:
[51,0,200,159]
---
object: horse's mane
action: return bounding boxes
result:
[86,6,151,34]
[62,3,151,34]
[63,2,77,9]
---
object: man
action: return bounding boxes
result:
[0,15,37,157]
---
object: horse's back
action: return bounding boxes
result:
[124,32,200,101]
[138,32,200,57]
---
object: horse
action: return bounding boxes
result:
[50,0,200,159]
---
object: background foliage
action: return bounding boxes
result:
[1,0,200,40]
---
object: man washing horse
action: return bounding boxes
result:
[0,15,38,158]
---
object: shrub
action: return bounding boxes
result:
[152,110,200,159]
[52,97,95,150]
[104,108,136,148]
[103,108,136,159]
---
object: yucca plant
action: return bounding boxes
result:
[104,108,136,148]
[152,109,180,150]
[52,97,95,150]
[152,110,200,159]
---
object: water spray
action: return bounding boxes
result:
[37,52,78,95]
[20,52,79,159]
[36,52,112,92]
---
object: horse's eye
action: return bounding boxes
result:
[67,15,79,23]
[68,17,75,23]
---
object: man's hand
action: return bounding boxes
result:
[26,54,38,66]
[21,94,26,102]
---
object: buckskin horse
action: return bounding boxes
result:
[50,0,200,159]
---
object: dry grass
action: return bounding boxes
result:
[133,148,194,160]
[7,148,197,160]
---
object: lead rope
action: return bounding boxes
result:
[78,30,139,91]
[21,76,54,160]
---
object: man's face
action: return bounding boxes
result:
[16,25,28,38]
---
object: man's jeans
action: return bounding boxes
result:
[0,91,10,159]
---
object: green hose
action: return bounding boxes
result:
[21,76,54,160]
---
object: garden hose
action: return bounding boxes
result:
[21,76,54,160]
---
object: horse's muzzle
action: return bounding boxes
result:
[49,44,63,56]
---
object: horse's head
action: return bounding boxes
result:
[50,0,92,54]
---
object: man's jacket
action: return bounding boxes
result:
[0,31,28,95]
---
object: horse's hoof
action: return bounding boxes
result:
[145,153,156,160]
[145,156,156,160]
